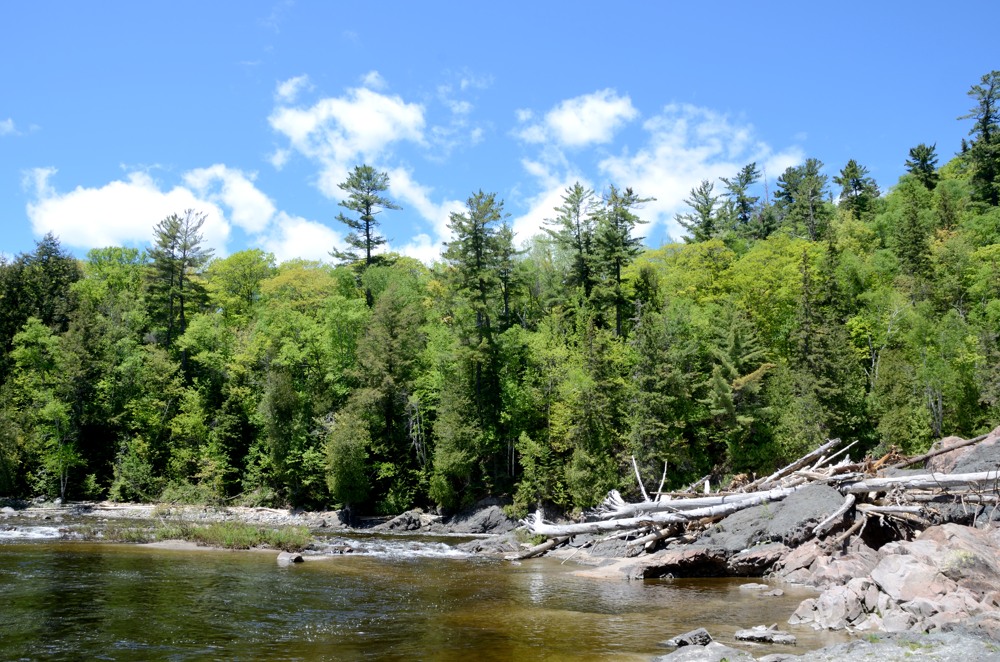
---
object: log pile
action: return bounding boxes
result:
[517,429,1000,559]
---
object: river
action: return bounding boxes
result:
[0,524,849,660]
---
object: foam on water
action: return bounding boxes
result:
[0,526,63,540]
[325,538,470,559]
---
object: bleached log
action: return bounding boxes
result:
[506,536,569,561]
[523,489,798,537]
[841,471,1000,494]
[597,486,800,520]
[813,494,856,537]
[857,504,924,515]
[741,438,841,492]
[626,524,682,548]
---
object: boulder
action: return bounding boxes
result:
[653,641,753,662]
[377,510,424,532]
[925,426,1000,473]
[276,551,303,565]
[734,624,796,645]
[661,627,713,647]
[446,505,517,534]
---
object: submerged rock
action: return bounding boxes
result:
[653,641,754,661]
[276,551,303,565]
[734,624,796,645]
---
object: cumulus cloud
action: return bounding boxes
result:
[385,166,465,261]
[598,103,802,241]
[269,80,426,198]
[516,89,638,148]
[360,70,387,90]
[183,165,276,234]
[1,118,15,136]
[275,75,311,103]
[25,169,231,254]
[257,211,345,263]
[511,102,802,244]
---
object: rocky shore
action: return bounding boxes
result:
[5,430,1000,660]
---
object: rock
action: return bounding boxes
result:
[446,504,517,534]
[734,624,797,645]
[871,554,955,603]
[661,627,713,647]
[926,426,1000,474]
[1,506,15,516]
[762,589,784,597]
[276,551,303,565]
[377,510,423,532]
[626,546,728,579]
[653,641,754,662]
[738,582,771,591]
[728,543,788,575]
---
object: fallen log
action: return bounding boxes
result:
[506,536,569,561]
[841,470,1000,494]
[523,488,798,537]
[813,494,856,537]
[741,438,841,492]
[596,486,800,520]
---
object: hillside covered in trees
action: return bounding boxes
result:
[2,72,999,517]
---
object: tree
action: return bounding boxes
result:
[960,70,1000,206]
[775,159,831,240]
[593,185,651,336]
[834,159,880,219]
[146,210,214,348]
[676,180,723,243]
[721,162,761,231]
[905,143,939,190]
[544,183,599,298]
[205,249,276,323]
[330,165,400,274]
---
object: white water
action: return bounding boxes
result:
[0,525,63,540]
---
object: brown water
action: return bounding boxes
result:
[0,535,849,660]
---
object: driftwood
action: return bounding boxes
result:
[841,470,1000,494]
[522,488,798,537]
[813,494,856,537]
[507,536,569,561]
[518,428,1000,565]
[740,438,842,492]
[594,486,800,520]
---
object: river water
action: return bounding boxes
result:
[0,525,849,660]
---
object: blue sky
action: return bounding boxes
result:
[2,1,997,264]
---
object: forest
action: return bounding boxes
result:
[1,71,999,517]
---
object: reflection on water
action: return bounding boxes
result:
[0,539,849,661]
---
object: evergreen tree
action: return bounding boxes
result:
[544,183,599,298]
[330,165,400,271]
[834,159,880,219]
[960,70,1000,206]
[676,180,723,243]
[721,162,761,232]
[593,185,651,337]
[146,210,214,348]
[905,143,940,190]
[775,159,831,240]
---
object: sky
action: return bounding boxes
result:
[1,2,998,265]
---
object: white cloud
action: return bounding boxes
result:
[516,89,638,148]
[269,83,426,197]
[598,104,803,242]
[25,169,232,254]
[361,70,387,90]
[0,118,15,136]
[183,165,276,234]
[385,166,465,261]
[275,75,311,103]
[258,212,344,263]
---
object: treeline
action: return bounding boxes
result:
[1,72,999,515]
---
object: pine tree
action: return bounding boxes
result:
[147,210,214,348]
[834,159,880,219]
[544,183,599,298]
[593,185,651,337]
[676,180,722,243]
[905,143,940,190]
[330,165,401,284]
[721,162,761,232]
[960,70,1000,206]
